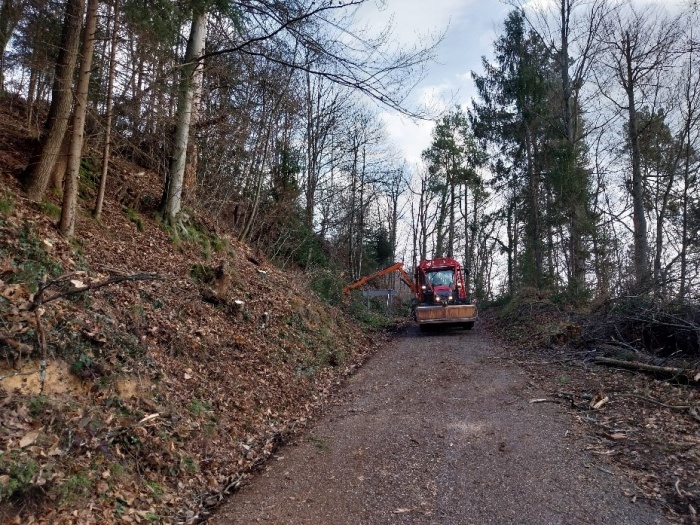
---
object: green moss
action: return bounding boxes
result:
[189,262,215,283]
[188,398,212,415]
[59,474,92,502]
[39,201,61,219]
[123,207,144,232]
[27,395,49,417]
[0,195,14,215]
[0,451,39,502]
[4,224,63,292]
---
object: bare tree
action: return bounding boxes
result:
[93,0,120,220]
[0,0,25,92]
[597,3,681,291]
[160,0,439,229]
[161,8,207,227]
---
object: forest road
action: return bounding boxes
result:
[210,323,666,525]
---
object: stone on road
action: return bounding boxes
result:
[212,324,665,525]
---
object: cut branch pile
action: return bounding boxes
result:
[584,298,700,359]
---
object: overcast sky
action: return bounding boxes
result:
[358,0,685,165]
[358,0,514,164]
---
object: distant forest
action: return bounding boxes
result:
[1,0,699,304]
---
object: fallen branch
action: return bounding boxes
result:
[615,393,691,410]
[35,309,47,394]
[594,357,700,384]
[0,334,32,361]
[487,356,576,366]
[30,272,163,310]
[0,369,41,381]
[529,398,560,404]
[615,393,700,423]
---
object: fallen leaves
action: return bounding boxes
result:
[19,429,41,448]
[0,176,377,524]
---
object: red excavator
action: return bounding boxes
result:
[343,257,478,330]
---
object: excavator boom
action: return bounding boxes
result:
[342,262,417,298]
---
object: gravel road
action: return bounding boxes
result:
[211,323,666,524]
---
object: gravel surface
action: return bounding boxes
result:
[211,323,666,524]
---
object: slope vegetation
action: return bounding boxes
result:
[0,99,377,524]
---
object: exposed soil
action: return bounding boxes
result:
[210,323,666,525]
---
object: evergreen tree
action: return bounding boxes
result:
[471,10,552,291]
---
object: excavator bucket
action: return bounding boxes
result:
[414,304,477,325]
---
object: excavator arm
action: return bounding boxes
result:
[343,262,418,298]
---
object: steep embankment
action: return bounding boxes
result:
[0,99,378,523]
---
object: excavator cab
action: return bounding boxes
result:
[414,258,477,329]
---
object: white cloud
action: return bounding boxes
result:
[355,0,513,164]
[355,0,475,46]
[380,112,434,164]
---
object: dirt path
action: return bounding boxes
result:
[211,324,666,524]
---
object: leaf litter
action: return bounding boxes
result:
[0,158,378,523]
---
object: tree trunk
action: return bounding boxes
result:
[653,163,676,293]
[447,158,455,258]
[524,123,543,287]
[304,71,318,229]
[0,0,24,93]
[59,0,99,238]
[624,32,650,290]
[463,187,470,293]
[161,9,207,225]
[357,145,366,276]
[348,139,358,278]
[419,175,428,262]
[94,0,119,220]
[679,34,696,299]
[26,55,38,126]
[50,132,70,193]
[679,145,691,299]
[22,0,85,201]
[239,117,273,243]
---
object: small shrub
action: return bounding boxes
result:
[27,396,49,417]
[0,451,38,502]
[310,270,343,305]
[146,481,164,498]
[188,398,212,415]
[59,474,92,501]
[39,201,61,219]
[180,455,198,473]
[6,224,63,292]
[190,263,215,283]
[211,236,227,253]
[69,353,95,376]
[0,195,14,215]
[123,207,144,232]
[347,297,392,330]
